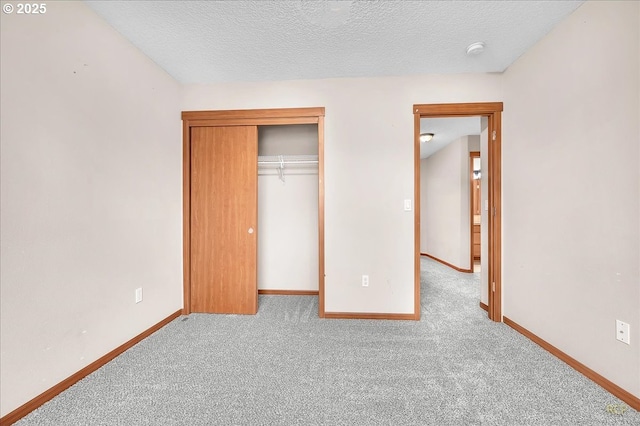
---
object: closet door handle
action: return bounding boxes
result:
[248,227,254,234]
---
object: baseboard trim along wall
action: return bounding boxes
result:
[258,289,319,295]
[1,309,183,425]
[503,316,640,411]
[324,312,416,320]
[479,302,489,312]
[421,253,473,273]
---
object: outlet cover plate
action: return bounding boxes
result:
[616,320,630,344]
[362,275,369,287]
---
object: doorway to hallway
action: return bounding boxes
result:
[413,103,503,322]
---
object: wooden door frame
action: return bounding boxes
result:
[469,151,480,270]
[413,103,503,322]
[182,107,326,317]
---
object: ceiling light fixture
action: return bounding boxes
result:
[466,42,485,56]
[420,133,434,143]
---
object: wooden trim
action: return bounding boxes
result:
[318,116,326,318]
[324,312,416,320]
[182,107,326,317]
[0,310,183,425]
[488,112,502,321]
[421,253,473,274]
[187,117,319,127]
[503,317,640,411]
[258,289,319,295]
[414,102,503,323]
[414,102,503,116]
[182,107,325,121]
[479,302,489,312]
[469,151,482,271]
[413,111,421,320]
[469,151,474,271]
[182,119,192,315]
[469,151,480,271]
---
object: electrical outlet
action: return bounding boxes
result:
[616,320,630,344]
[135,288,143,304]
[362,275,369,287]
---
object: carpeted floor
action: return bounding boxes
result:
[15,257,639,425]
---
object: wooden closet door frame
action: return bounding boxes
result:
[182,107,326,317]
[413,103,503,322]
[469,151,481,269]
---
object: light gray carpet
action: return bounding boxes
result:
[16,257,639,425]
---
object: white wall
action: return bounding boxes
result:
[258,125,317,156]
[463,136,479,271]
[258,126,319,291]
[468,136,480,152]
[503,0,640,398]
[419,157,430,254]
[420,136,471,270]
[183,74,503,313]
[0,2,183,416]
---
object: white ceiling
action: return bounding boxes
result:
[85,0,584,84]
[420,117,481,158]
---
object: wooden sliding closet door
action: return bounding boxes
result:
[190,126,258,314]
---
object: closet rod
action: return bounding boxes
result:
[258,160,318,165]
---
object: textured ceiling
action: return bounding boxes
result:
[85,0,584,84]
[420,117,481,158]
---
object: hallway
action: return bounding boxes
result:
[420,255,483,323]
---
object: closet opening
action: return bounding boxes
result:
[257,125,320,297]
[182,107,325,317]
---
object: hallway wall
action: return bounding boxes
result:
[420,136,471,270]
